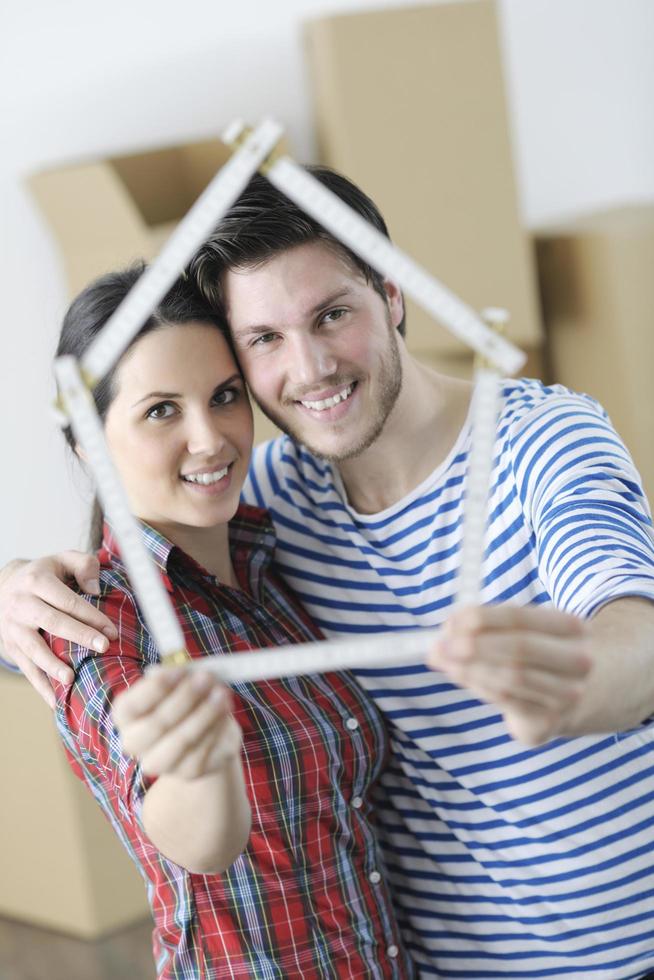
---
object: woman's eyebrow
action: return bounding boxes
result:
[213,373,243,391]
[132,390,181,408]
[131,374,243,408]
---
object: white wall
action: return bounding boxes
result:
[1,0,653,565]
[500,0,654,225]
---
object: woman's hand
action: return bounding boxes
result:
[113,666,242,780]
[113,666,249,873]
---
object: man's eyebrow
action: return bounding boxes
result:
[131,374,242,408]
[231,289,355,338]
[310,289,353,315]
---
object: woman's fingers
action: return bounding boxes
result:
[142,710,241,779]
[115,669,235,777]
[113,667,186,728]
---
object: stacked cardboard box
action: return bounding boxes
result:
[536,205,654,502]
[0,671,149,936]
[304,0,543,377]
[28,138,282,446]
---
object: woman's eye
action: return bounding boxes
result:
[146,402,176,420]
[212,388,238,407]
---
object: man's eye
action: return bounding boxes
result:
[146,402,176,420]
[323,308,347,323]
[252,332,277,346]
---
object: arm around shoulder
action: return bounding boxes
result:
[0,551,117,706]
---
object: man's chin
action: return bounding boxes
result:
[251,396,390,462]
[286,416,391,463]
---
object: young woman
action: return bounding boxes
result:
[49,264,412,979]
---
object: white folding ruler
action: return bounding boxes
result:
[54,117,525,679]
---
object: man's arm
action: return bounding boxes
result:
[0,554,118,707]
[429,597,654,745]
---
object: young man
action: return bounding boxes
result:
[3,168,654,978]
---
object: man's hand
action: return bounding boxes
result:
[428,605,593,745]
[113,667,242,780]
[0,553,118,708]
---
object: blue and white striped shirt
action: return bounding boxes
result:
[243,379,654,980]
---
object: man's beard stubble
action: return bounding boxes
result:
[249,323,403,463]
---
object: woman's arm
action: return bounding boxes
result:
[113,667,251,874]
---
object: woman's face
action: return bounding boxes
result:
[104,322,253,537]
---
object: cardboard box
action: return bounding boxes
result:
[28,138,283,445]
[304,0,543,371]
[28,140,235,297]
[0,670,150,937]
[535,205,654,503]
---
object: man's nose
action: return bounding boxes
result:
[288,333,338,387]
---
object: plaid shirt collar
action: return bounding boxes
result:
[100,503,276,600]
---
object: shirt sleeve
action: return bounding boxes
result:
[506,388,654,617]
[49,587,155,826]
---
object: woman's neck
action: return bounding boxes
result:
[147,520,238,587]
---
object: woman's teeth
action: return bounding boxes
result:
[301,383,354,412]
[183,466,229,485]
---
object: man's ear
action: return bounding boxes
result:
[383,279,405,331]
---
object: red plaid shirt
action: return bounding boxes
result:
[50,505,413,979]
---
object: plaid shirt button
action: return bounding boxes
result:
[352,795,363,809]
[387,945,400,959]
[369,870,382,884]
[345,716,359,731]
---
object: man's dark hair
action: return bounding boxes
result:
[188,165,406,337]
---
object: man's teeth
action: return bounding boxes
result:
[183,467,229,485]
[301,384,354,412]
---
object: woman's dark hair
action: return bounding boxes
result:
[56,261,231,548]
[188,166,406,337]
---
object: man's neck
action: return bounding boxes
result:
[336,357,472,515]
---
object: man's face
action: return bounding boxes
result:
[224,241,404,461]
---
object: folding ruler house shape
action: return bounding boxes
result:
[54,119,526,684]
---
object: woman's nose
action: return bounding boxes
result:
[186,410,229,456]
